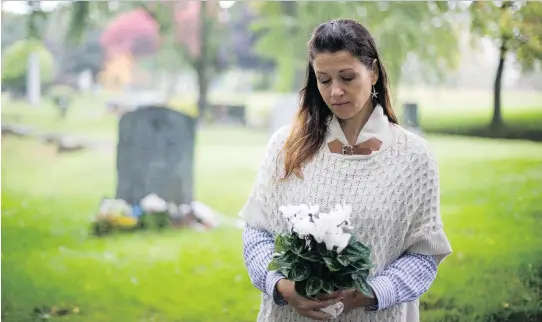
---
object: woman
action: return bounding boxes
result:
[241,19,452,322]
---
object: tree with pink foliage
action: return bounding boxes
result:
[100,9,159,58]
[97,1,221,113]
[100,2,209,59]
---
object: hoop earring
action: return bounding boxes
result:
[371,85,378,100]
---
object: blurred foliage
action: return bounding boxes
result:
[469,1,542,128]
[250,2,461,94]
[1,11,33,49]
[3,5,104,83]
[470,1,542,71]
[1,38,55,94]
[64,1,227,112]
[64,1,112,45]
[25,0,48,39]
[100,9,160,58]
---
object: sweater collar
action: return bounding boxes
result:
[326,104,394,157]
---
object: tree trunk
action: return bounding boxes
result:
[492,36,507,129]
[196,64,209,121]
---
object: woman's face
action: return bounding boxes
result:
[312,50,377,121]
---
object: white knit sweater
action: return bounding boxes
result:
[240,106,452,322]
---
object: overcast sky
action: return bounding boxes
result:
[2,0,64,14]
[1,0,237,14]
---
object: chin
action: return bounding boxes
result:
[331,108,357,121]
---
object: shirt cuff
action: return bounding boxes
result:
[266,270,287,305]
[366,275,395,311]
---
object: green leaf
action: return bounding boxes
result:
[321,280,334,294]
[336,254,351,266]
[294,280,308,297]
[267,260,280,271]
[350,260,373,271]
[345,240,371,257]
[341,241,371,264]
[290,237,306,255]
[290,262,311,281]
[348,236,370,252]
[352,274,373,297]
[269,251,297,271]
[333,274,354,290]
[306,277,323,297]
[337,265,360,276]
[299,251,322,263]
[281,267,291,279]
[323,257,342,272]
[274,234,291,253]
[283,251,299,264]
[315,242,333,258]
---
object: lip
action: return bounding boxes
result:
[332,102,350,107]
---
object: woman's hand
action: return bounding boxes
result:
[277,279,344,320]
[340,289,377,314]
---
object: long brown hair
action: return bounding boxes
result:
[281,19,398,179]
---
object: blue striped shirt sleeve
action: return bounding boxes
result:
[366,252,437,311]
[242,224,287,305]
[242,224,437,310]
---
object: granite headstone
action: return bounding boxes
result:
[402,102,423,136]
[115,106,196,206]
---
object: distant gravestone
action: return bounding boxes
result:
[26,52,41,106]
[208,104,246,125]
[115,106,196,206]
[269,94,298,134]
[402,102,423,136]
[77,69,93,92]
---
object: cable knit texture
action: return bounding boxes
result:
[239,107,452,322]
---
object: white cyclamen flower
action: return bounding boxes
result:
[140,194,168,213]
[279,204,301,219]
[311,204,353,253]
[328,204,353,228]
[292,216,315,238]
[280,203,319,232]
[325,230,351,253]
[298,203,320,217]
[279,204,319,220]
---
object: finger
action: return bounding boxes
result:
[299,309,332,321]
[304,297,343,309]
[317,290,343,300]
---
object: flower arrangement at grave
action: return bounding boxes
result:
[138,194,172,230]
[91,193,222,236]
[92,198,136,236]
[91,194,172,236]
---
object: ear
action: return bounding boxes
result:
[371,59,379,85]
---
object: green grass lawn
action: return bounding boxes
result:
[3,88,541,142]
[1,94,118,141]
[419,104,542,141]
[396,87,542,138]
[2,93,542,321]
[2,123,541,321]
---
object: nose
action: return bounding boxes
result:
[331,82,344,98]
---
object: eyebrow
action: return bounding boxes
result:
[316,68,356,75]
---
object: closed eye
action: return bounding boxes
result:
[342,77,354,82]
